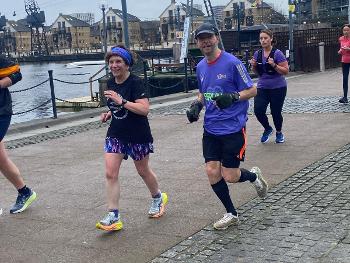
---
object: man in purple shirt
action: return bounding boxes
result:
[186,23,268,230]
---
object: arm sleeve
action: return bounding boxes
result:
[132,78,148,101]
[197,72,202,93]
[233,61,253,92]
[274,50,287,64]
[0,57,20,79]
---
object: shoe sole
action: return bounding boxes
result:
[253,167,269,198]
[96,221,123,231]
[213,218,239,230]
[149,192,168,218]
[11,192,37,214]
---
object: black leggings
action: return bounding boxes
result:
[342,63,350,98]
[254,87,287,132]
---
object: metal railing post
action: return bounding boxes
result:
[184,58,188,93]
[143,60,150,97]
[244,49,249,71]
[48,70,57,119]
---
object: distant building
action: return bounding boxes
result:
[90,21,102,51]
[211,5,225,29]
[140,20,161,49]
[223,0,286,29]
[51,14,91,52]
[159,0,204,48]
[70,13,95,25]
[2,20,31,55]
[103,7,141,48]
[296,0,348,25]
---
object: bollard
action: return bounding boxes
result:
[319,42,325,72]
[98,76,109,106]
[48,70,57,119]
[151,56,154,76]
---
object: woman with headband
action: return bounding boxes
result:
[96,46,168,231]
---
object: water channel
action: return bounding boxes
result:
[10,61,105,124]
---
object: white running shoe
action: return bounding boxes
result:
[213,213,239,230]
[251,167,268,198]
[0,208,2,215]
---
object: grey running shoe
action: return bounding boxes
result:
[213,213,239,230]
[10,189,37,214]
[251,167,268,198]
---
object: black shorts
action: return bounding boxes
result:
[0,115,11,142]
[202,128,246,168]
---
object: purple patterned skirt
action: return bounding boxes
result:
[104,137,154,161]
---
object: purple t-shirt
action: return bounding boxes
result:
[253,49,287,89]
[197,51,253,135]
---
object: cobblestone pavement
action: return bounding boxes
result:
[151,144,350,263]
[6,96,350,150]
[4,91,350,262]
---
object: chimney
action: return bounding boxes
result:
[171,0,176,4]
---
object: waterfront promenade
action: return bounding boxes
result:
[0,69,349,263]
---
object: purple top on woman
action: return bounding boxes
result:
[253,49,287,89]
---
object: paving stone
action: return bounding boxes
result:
[151,142,350,262]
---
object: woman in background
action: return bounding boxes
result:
[338,24,350,104]
[250,29,289,144]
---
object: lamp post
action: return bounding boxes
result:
[121,0,130,48]
[100,2,108,74]
[101,3,107,54]
[288,0,295,71]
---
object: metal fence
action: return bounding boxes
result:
[222,27,342,72]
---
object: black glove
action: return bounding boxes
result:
[186,100,203,123]
[8,71,22,85]
[212,92,240,109]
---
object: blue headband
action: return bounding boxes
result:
[111,47,132,66]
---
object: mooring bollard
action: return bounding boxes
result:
[48,70,57,119]
[319,42,325,72]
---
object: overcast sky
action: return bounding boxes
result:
[1,0,288,25]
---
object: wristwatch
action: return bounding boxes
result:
[232,92,240,101]
[121,98,128,106]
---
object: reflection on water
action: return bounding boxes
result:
[10,61,105,124]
